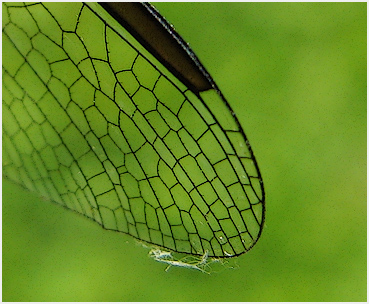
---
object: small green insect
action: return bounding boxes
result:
[2,2,265,269]
[149,249,211,274]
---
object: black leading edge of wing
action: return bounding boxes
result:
[99,2,215,94]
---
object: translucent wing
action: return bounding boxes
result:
[2,2,264,258]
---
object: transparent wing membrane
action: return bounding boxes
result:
[2,2,264,258]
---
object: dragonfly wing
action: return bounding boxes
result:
[2,2,264,258]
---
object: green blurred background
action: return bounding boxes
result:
[3,2,366,301]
